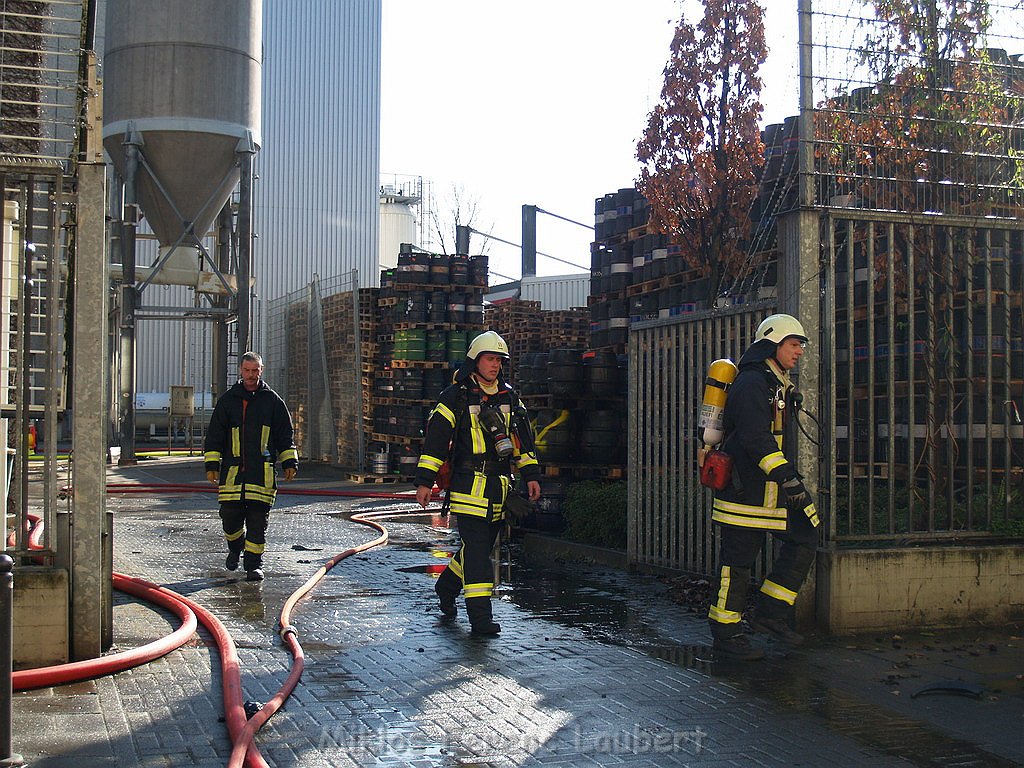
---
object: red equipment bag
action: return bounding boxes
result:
[699,450,733,491]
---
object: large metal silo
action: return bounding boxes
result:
[102,0,262,465]
[102,0,262,250]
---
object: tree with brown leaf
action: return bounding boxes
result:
[636,0,767,306]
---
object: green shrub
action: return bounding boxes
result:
[562,480,627,549]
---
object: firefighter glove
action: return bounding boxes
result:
[781,476,811,508]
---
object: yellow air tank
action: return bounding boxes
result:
[697,359,738,465]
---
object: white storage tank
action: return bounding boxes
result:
[379,184,419,270]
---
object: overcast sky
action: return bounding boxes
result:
[380,1,799,283]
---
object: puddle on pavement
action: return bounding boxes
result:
[383,527,1018,768]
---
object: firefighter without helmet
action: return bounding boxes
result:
[466,330,510,360]
[754,313,808,345]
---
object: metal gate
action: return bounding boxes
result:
[628,303,774,573]
[627,213,1024,576]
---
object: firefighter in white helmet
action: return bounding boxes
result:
[414,330,542,635]
[707,313,819,660]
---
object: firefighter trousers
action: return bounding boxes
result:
[708,506,817,638]
[435,486,505,626]
[219,500,271,571]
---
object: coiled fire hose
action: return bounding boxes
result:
[13,483,438,768]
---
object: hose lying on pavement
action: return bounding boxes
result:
[17,483,437,768]
[13,572,198,692]
[227,507,401,768]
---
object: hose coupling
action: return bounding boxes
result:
[280,624,298,642]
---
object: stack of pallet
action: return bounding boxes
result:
[541,308,589,350]
[485,299,545,363]
[321,288,378,468]
[362,253,487,481]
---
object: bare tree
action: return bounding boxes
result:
[427,183,492,256]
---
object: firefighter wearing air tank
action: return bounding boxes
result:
[414,331,542,635]
[707,314,820,661]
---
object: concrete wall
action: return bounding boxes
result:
[13,567,69,668]
[817,546,1024,634]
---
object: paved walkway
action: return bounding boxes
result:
[10,455,1024,766]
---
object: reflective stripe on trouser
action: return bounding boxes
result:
[434,480,504,623]
[709,507,818,630]
[219,500,271,571]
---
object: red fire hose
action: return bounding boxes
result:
[14,482,438,767]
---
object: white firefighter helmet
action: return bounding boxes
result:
[755,314,808,344]
[466,330,510,360]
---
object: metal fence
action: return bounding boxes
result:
[824,212,1024,543]
[264,270,366,469]
[628,303,774,574]
[627,213,1024,574]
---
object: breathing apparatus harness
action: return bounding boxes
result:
[696,357,822,492]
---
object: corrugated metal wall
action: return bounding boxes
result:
[519,274,589,310]
[122,0,381,394]
[256,0,381,297]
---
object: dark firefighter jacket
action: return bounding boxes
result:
[712,339,816,530]
[204,380,298,506]
[414,368,540,518]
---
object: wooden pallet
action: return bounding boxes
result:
[371,432,423,445]
[347,472,403,484]
[540,463,625,480]
[392,359,451,369]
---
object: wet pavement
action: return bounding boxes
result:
[10,455,1024,767]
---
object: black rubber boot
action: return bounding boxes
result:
[710,622,764,661]
[466,597,500,635]
[246,568,265,582]
[750,599,804,645]
[435,584,457,621]
[225,549,241,571]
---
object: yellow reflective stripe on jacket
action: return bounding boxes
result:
[417,454,444,472]
[431,402,456,427]
[468,411,486,454]
[711,498,788,530]
[516,451,539,470]
[204,450,221,464]
[449,477,489,516]
[218,485,243,502]
[278,448,298,464]
[244,484,276,505]
[231,427,240,457]
[759,451,787,475]
[261,425,270,454]
[264,462,272,489]
[226,466,239,488]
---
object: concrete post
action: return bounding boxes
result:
[71,161,108,660]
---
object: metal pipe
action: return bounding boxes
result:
[0,554,24,766]
[236,135,256,351]
[118,133,141,466]
[18,178,35,554]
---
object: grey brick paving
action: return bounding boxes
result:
[10,456,1024,767]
